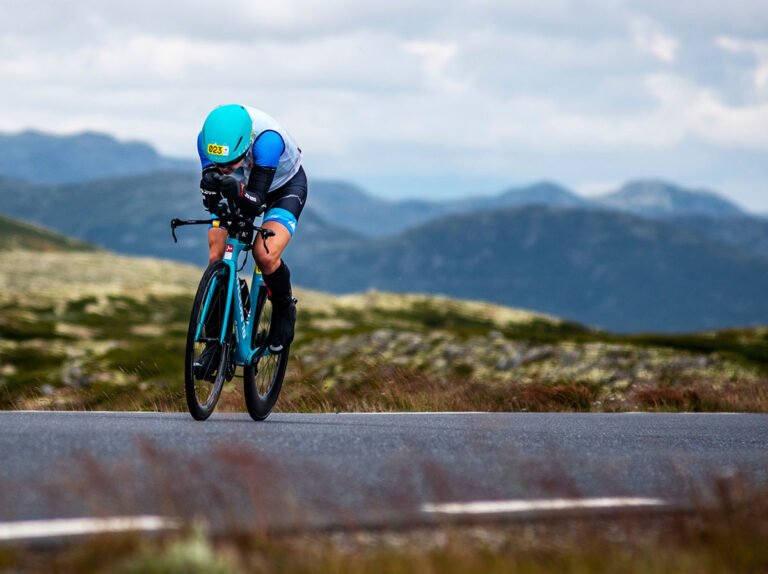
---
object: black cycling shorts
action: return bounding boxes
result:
[210,165,308,235]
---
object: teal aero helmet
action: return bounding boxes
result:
[201,104,254,165]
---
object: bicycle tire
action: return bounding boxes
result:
[184,261,233,420]
[242,285,290,421]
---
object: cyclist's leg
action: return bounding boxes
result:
[253,221,292,274]
[252,165,307,277]
[253,166,307,351]
[198,221,228,370]
[208,226,227,264]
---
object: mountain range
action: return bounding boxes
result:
[289,205,768,332]
[311,179,755,238]
[593,180,745,217]
[1,130,766,332]
[0,130,196,184]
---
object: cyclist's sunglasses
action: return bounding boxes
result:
[215,151,248,168]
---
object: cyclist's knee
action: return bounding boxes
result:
[254,250,281,274]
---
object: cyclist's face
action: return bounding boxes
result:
[219,159,244,174]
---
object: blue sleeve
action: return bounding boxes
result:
[251,130,285,168]
[197,131,213,169]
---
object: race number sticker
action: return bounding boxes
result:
[224,244,234,261]
[207,143,229,157]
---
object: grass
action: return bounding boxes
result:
[1,249,767,413]
[631,380,768,412]
[279,361,603,413]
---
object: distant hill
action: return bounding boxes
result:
[0,130,196,184]
[0,171,208,264]
[1,132,767,332]
[667,214,768,259]
[1,173,767,331]
[289,205,768,333]
[0,129,757,229]
[309,180,445,237]
[310,180,591,238]
[0,213,96,252]
[493,181,589,208]
[311,179,751,238]
[594,180,745,217]
[0,172,356,268]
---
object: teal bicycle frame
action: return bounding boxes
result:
[193,235,270,366]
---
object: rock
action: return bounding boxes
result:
[495,356,520,371]
[39,384,56,396]
[399,334,425,356]
[519,346,554,365]
[557,349,582,367]
[441,344,465,360]
[61,362,91,388]
[371,330,393,346]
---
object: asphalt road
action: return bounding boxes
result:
[0,411,767,535]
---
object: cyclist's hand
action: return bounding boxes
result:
[200,167,222,211]
[210,199,230,218]
[216,174,243,201]
[200,166,221,192]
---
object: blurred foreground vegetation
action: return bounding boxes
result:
[0,249,766,413]
[4,479,768,574]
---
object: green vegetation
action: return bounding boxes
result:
[0,249,766,413]
[624,329,768,372]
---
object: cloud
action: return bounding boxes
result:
[646,73,768,148]
[402,41,463,92]
[631,16,679,63]
[716,35,768,95]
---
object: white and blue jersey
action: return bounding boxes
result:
[198,106,306,235]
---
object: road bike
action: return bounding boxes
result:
[170,203,289,421]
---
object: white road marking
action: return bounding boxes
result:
[0,516,179,542]
[421,497,666,515]
[4,411,168,415]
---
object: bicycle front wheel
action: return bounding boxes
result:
[184,261,233,420]
[243,285,289,421]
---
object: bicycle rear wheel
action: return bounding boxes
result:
[184,261,233,420]
[243,285,289,421]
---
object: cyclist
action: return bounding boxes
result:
[196,104,306,359]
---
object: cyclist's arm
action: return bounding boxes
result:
[239,130,285,211]
[197,131,215,169]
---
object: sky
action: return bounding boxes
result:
[1,0,767,210]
